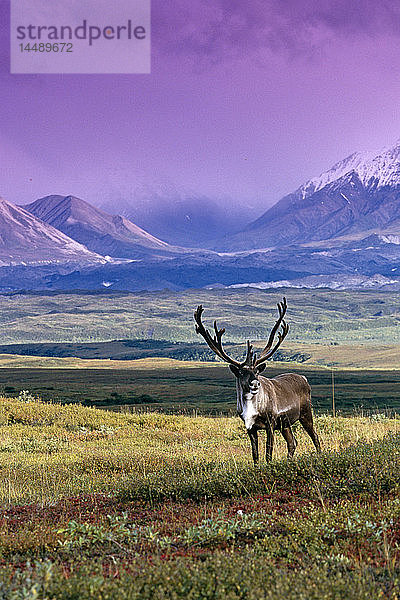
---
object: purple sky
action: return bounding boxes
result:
[1,0,400,216]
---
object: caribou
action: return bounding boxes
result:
[194,298,321,464]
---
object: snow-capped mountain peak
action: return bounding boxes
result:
[355,142,400,188]
[299,151,373,199]
[217,137,400,251]
[0,196,102,265]
[23,194,183,259]
[298,139,400,200]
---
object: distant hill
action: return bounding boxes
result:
[217,141,400,251]
[23,195,184,259]
[0,196,101,265]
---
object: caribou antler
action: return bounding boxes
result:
[194,298,289,369]
[253,297,289,367]
[194,305,253,367]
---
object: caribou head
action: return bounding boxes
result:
[194,298,321,464]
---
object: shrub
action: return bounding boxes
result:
[0,554,397,600]
[118,433,400,502]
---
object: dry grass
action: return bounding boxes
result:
[0,397,398,506]
[0,398,399,599]
[0,354,210,370]
[1,340,400,370]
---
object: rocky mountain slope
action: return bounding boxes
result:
[2,231,399,293]
[24,195,183,259]
[0,197,101,265]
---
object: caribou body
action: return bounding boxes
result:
[194,298,321,464]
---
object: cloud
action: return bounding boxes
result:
[152,0,400,62]
[303,0,400,35]
[2,0,399,74]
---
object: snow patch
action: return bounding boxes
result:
[340,193,351,204]
[379,235,400,245]
[228,273,400,291]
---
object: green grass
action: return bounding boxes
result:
[0,397,398,505]
[0,398,399,598]
[0,363,399,413]
[1,288,400,347]
[0,287,399,597]
[0,399,398,501]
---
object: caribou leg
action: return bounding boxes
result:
[265,417,275,462]
[247,427,259,465]
[265,419,274,461]
[281,426,297,458]
[266,430,274,461]
[299,409,321,452]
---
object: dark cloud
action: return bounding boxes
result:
[152,0,400,62]
[2,0,399,72]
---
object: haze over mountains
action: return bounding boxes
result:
[100,194,252,248]
[1,139,400,292]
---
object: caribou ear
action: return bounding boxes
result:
[229,364,240,377]
[257,363,266,374]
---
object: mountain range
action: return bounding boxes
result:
[24,195,183,258]
[1,139,400,291]
[0,197,101,266]
[218,141,400,251]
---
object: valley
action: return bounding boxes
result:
[0,288,399,346]
[0,288,398,414]
[0,362,399,414]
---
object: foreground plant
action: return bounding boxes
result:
[0,399,399,599]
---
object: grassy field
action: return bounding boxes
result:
[0,288,399,416]
[0,288,399,596]
[0,361,399,413]
[0,398,399,598]
[1,340,400,369]
[1,288,400,347]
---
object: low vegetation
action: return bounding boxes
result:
[1,288,400,347]
[0,397,399,598]
[1,362,399,414]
